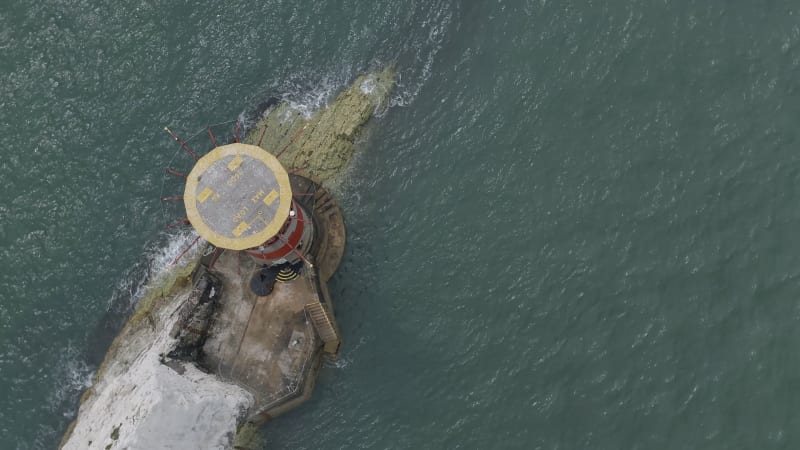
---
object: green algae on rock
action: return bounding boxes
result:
[244,66,395,185]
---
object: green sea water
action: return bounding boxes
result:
[4,0,800,448]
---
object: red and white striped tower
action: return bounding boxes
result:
[244,199,314,266]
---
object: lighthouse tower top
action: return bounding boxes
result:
[183,143,292,250]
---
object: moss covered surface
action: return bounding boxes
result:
[244,66,395,185]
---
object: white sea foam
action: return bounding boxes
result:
[146,229,203,279]
[389,8,452,108]
[253,4,452,123]
[115,229,203,310]
[48,344,94,418]
[236,110,255,138]
[360,76,377,95]
[284,73,347,119]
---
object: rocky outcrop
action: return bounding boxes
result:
[61,68,395,449]
[245,66,395,183]
[167,270,221,363]
[60,252,254,450]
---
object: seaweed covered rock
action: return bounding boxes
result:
[244,66,396,184]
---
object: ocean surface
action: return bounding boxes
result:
[3,0,800,448]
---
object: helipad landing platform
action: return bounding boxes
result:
[183,143,292,250]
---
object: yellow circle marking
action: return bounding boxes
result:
[184,143,292,250]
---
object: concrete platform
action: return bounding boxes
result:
[194,176,344,421]
[201,250,322,418]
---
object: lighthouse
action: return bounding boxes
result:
[182,143,314,285]
[61,70,393,447]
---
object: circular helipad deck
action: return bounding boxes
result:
[184,143,292,250]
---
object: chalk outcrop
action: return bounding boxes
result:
[61,254,254,450]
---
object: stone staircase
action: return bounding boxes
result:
[304,301,340,355]
[313,188,336,216]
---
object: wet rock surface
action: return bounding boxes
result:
[245,66,396,184]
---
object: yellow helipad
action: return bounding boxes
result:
[183,143,292,250]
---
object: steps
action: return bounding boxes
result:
[314,189,336,216]
[304,301,340,355]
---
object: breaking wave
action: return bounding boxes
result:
[109,229,203,311]
[48,344,94,417]
[250,3,454,119]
